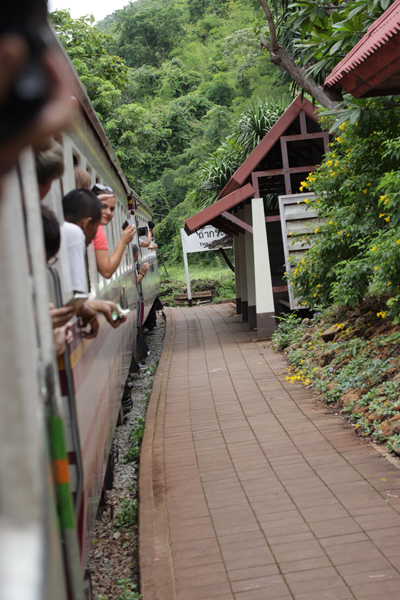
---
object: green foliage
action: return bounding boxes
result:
[279,0,396,87]
[286,103,400,320]
[235,97,286,156]
[115,578,142,600]
[272,306,400,452]
[124,416,146,463]
[115,497,139,529]
[159,264,236,305]
[272,312,303,350]
[110,3,184,68]
[54,1,290,260]
[50,10,128,121]
[191,96,288,208]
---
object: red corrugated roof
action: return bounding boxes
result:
[325,0,400,88]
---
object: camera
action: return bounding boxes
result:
[0,1,52,145]
[122,218,133,231]
[138,226,148,237]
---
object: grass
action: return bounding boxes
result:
[160,265,235,306]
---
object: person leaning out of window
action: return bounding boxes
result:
[92,184,137,279]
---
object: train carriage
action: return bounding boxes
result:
[0,26,160,600]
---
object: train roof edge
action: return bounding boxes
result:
[50,21,152,215]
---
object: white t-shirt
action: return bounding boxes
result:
[61,222,87,293]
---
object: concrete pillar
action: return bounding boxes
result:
[233,235,241,315]
[236,208,248,321]
[252,197,276,338]
[244,204,256,330]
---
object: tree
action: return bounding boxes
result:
[253,0,395,108]
[50,9,128,121]
[111,4,184,68]
[50,10,128,90]
[286,105,400,319]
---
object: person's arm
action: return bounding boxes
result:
[95,225,136,279]
[137,262,150,285]
[139,230,153,248]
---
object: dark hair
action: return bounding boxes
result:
[148,220,155,229]
[62,189,102,224]
[41,205,60,260]
[132,244,139,257]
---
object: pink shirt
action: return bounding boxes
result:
[93,225,109,251]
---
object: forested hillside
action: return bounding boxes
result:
[50,0,289,260]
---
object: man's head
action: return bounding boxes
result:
[62,189,102,245]
[41,205,60,262]
[35,140,64,200]
[132,244,139,262]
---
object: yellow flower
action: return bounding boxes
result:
[314,228,319,234]
[374,266,379,271]
[299,186,303,192]
[371,246,377,251]
[379,213,386,218]
[328,220,333,225]
[396,240,400,245]
[385,216,390,222]
[338,231,342,235]
[304,198,309,204]
[388,282,392,286]
[377,311,387,318]
[363,189,367,194]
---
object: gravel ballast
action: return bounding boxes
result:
[88,314,166,599]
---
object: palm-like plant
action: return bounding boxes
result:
[235,97,287,156]
[193,96,287,209]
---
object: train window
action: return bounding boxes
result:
[95,175,100,184]
[86,166,93,185]
[72,149,81,166]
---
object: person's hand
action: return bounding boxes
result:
[121,224,136,245]
[49,302,76,328]
[141,262,150,275]
[53,322,74,356]
[93,300,126,328]
[149,243,158,250]
[77,303,99,339]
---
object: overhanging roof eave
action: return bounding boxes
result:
[184,183,255,235]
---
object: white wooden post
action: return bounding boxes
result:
[181,229,192,307]
[252,197,276,338]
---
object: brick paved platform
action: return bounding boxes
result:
[139,304,400,600]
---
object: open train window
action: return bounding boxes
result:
[86,166,93,185]
[72,149,81,166]
[95,175,100,184]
